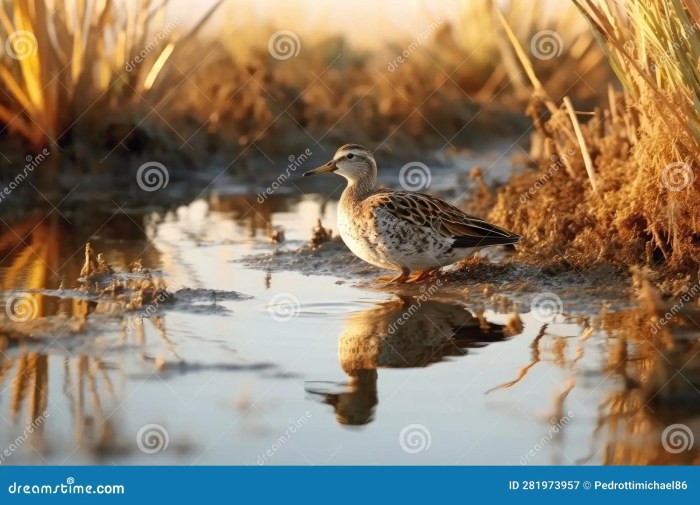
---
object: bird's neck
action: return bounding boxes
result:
[342,176,375,203]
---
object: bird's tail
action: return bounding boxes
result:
[452,233,521,248]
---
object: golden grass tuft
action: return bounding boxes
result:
[488,0,700,282]
[0,0,221,159]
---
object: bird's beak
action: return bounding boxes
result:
[303,160,337,176]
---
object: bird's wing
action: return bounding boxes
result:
[367,191,521,247]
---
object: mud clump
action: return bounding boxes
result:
[243,235,375,279]
[78,243,170,312]
[310,219,333,248]
[267,225,285,244]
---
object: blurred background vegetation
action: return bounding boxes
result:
[1,0,699,279]
[0,0,608,173]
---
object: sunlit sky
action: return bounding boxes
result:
[164,0,469,47]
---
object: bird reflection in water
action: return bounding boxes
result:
[305,296,511,426]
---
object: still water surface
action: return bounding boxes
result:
[1,177,698,465]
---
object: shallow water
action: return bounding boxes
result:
[1,162,699,465]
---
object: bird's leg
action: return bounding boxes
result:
[377,267,410,284]
[409,268,441,283]
[390,268,411,283]
[408,270,429,282]
[426,267,441,280]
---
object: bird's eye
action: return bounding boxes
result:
[346,153,355,159]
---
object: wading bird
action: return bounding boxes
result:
[304,144,520,283]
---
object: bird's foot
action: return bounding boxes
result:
[377,268,411,284]
[409,268,441,283]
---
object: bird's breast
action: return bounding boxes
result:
[336,204,393,269]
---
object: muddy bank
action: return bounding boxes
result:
[241,234,633,315]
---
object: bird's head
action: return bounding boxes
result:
[304,144,377,187]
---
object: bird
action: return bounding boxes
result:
[304,296,509,425]
[303,144,521,283]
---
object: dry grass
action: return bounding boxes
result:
[0,0,608,179]
[186,0,606,159]
[0,0,221,166]
[487,0,700,282]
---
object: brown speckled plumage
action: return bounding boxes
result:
[304,144,521,282]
